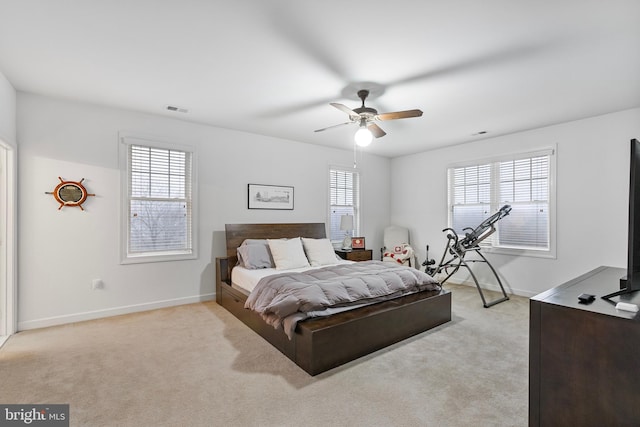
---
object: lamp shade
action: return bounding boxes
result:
[340,214,354,230]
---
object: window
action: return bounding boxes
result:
[329,167,360,242]
[120,136,197,263]
[448,149,555,256]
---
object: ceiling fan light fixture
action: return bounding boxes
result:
[354,126,373,147]
[316,84,421,145]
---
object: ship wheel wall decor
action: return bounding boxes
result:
[45,177,95,210]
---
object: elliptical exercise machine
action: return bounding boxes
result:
[423,205,512,308]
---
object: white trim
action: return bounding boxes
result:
[446,277,538,298]
[119,132,196,153]
[0,138,17,338]
[328,164,362,242]
[120,252,197,265]
[447,147,555,169]
[329,163,361,174]
[118,132,198,264]
[446,145,557,259]
[17,293,215,331]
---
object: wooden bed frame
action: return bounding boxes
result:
[215,223,451,375]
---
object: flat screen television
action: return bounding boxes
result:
[603,138,640,301]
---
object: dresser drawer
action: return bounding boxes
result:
[336,249,373,261]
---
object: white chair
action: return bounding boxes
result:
[380,225,417,268]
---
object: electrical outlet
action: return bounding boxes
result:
[92,279,104,290]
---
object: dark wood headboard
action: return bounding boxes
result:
[224,223,327,267]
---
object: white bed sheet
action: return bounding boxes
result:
[231,260,353,294]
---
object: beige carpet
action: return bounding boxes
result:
[0,284,529,427]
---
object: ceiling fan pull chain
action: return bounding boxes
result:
[353,142,357,168]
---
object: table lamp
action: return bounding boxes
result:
[340,214,354,250]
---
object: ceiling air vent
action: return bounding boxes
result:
[165,105,189,113]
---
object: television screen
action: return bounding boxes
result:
[603,138,640,300]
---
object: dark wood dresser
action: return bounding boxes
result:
[529,266,640,426]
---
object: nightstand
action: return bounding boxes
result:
[335,249,373,262]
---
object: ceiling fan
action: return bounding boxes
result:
[314,89,423,146]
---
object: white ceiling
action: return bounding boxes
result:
[1,0,639,157]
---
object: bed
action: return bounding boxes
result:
[215,223,451,375]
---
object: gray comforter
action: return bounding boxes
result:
[245,260,441,338]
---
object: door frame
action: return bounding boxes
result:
[0,137,17,345]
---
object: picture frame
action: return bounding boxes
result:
[351,237,365,249]
[248,184,294,210]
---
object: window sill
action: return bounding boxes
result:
[120,252,197,265]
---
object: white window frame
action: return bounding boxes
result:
[119,133,198,264]
[328,165,361,244]
[447,148,556,259]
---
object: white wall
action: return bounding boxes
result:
[0,71,16,143]
[391,108,640,296]
[17,93,391,329]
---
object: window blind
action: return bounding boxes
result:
[450,164,491,234]
[497,156,549,249]
[128,144,193,255]
[329,168,360,241]
[448,152,552,251]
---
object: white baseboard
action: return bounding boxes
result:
[17,293,216,331]
[445,277,537,298]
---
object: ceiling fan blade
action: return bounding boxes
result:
[389,42,552,88]
[376,109,423,121]
[314,121,353,133]
[368,123,386,138]
[267,7,349,81]
[258,96,337,118]
[331,103,360,118]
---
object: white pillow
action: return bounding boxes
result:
[267,238,310,270]
[302,237,339,266]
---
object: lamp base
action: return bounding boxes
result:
[342,235,352,251]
